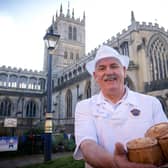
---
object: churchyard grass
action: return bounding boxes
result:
[19,155,84,168]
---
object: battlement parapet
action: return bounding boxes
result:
[100,21,168,47]
[122,29,127,34]
[0,65,44,76]
[131,21,167,33]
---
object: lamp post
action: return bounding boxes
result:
[43,29,60,161]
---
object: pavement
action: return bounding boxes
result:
[1,152,168,168]
[0,152,73,168]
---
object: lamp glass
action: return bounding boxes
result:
[44,32,60,49]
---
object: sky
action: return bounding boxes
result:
[0,0,168,71]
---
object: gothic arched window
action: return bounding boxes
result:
[9,75,17,88]
[39,78,45,90]
[70,52,73,59]
[148,36,168,81]
[26,100,37,117]
[120,41,129,56]
[0,98,12,116]
[19,76,27,89]
[85,81,91,98]
[28,77,37,90]
[68,26,72,40]
[64,51,68,59]
[73,27,77,40]
[0,73,7,87]
[66,89,72,118]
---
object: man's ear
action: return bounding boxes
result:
[123,67,127,78]
[93,72,96,77]
[93,72,98,81]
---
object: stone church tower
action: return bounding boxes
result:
[0,5,168,136]
[43,3,85,74]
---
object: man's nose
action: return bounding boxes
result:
[105,67,113,73]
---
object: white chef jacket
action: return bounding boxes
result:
[73,88,168,167]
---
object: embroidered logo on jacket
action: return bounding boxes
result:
[130,109,141,116]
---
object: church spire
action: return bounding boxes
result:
[131,11,136,24]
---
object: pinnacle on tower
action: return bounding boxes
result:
[56,11,58,18]
[82,11,85,24]
[72,8,74,19]
[83,11,85,20]
[60,3,63,16]
[67,1,70,17]
[52,15,54,24]
[131,11,136,24]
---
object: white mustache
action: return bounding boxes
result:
[103,74,117,81]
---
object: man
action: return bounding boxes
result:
[73,45,168,168]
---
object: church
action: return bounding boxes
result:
[0,4,168,135]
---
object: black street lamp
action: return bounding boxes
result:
[43,29,60,161]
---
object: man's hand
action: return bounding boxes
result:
[113,142,157,168]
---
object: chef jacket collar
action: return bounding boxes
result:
[95,87,139,107]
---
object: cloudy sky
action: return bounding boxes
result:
[0,0,168,71]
